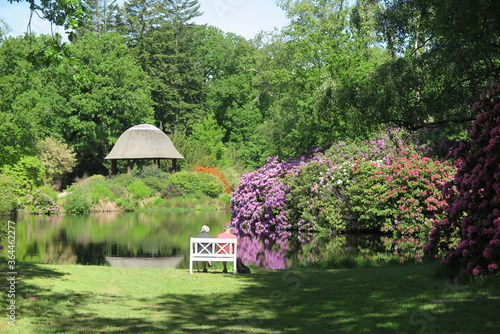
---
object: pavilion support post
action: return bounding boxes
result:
[171,159,177,174]
[127,160,132,174]
[111,160,117,175]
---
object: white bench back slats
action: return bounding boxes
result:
[189,237,238,274]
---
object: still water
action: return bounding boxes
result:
[8,212,425,270]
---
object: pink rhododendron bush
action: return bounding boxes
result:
[425,84,500,275]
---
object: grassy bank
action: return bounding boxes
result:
[1,262,499,333]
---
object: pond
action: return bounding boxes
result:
[5,212,426,270]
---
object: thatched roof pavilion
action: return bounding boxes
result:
[105,124,184,174]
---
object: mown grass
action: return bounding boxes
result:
[1,262,499,333]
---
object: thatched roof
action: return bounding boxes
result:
[105,124,184,160]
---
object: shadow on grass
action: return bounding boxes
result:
[138,264,500,334]
[8,263,500,333]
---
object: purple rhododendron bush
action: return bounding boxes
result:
[231,127,457,266]
[425,83,500,275]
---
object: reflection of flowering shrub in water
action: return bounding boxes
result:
[235,228,323,269]
[236,232,290,269]
[235,229,430,269]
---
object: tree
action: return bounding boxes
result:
[256,0,382,159]
[9,0,88,40]
[198,26,266,166]
[358,0,500,133]
[80,0,121,34]
[122,0,205,134]
[0,34,67,167]
[58,32,154,175]
[36,137,77,185]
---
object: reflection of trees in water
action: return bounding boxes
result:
[15,211,231,266]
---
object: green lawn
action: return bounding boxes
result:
[1,262,499,333]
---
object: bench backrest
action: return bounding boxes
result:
[190,237,237,257]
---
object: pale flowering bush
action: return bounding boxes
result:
[425,83,500,276]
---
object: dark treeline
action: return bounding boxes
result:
[1,0,498,178]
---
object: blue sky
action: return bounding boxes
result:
[0,0,289,40]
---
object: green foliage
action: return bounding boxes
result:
[64,188,92,214]
[36,185,59,201]
[142,176,169,192]
[0,173,19,215]
[61,32,155,175]
[2,156,45,194]
[160,184,184,199]
[168,171,224,198]
[90,184,115,203]
[139,165,166,179]
[36,137,76,184]
[106,184,128,198]
[126,180,153,199]
[110,174,135,187]
[115,197,136,211]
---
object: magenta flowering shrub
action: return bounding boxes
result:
[230,156,295,235]
[425,83,500,275]
[348,155,455,236]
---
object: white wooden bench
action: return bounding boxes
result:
[189,238,238,274]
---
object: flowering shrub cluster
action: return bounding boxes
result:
[192,166,232,193]
[231,127,454,240]
[348,155,455,236]
[425,83,500,275]
[26,190,61,215]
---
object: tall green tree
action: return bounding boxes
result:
[255,0,382,158]
[58,32,154,175]
[81,0,121,34]
[122,0,205,134]
[356,0,500,134]
[0,35,67,166]
[197,26,267,166]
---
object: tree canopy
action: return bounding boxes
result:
[0,0,498,173]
